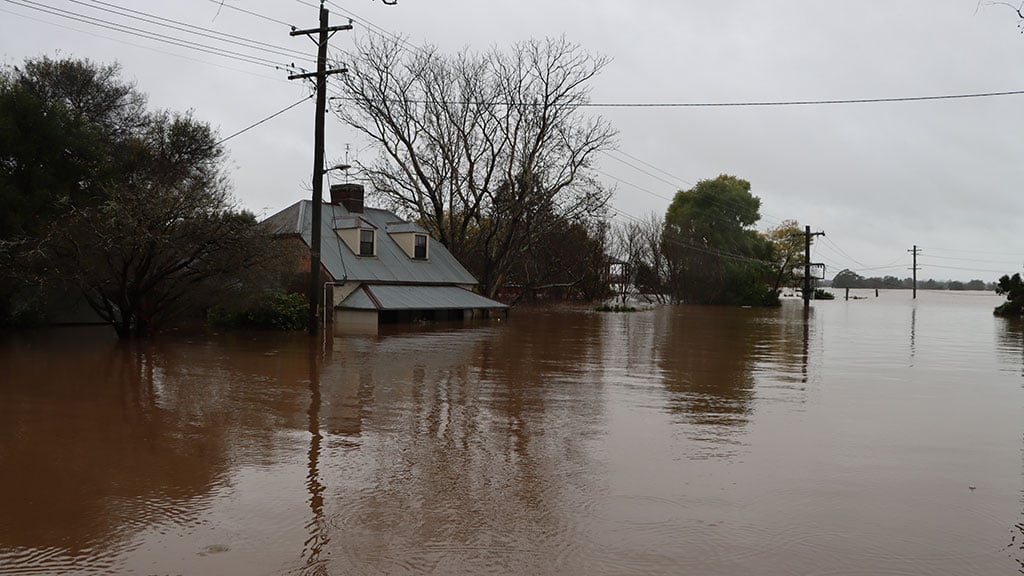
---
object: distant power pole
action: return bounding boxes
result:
[289,5,351,335]
[804,225,825,307]
[908,245,921,299]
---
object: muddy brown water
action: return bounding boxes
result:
[1,290,1022,575]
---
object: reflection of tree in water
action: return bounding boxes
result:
[996,319,1024,571]
[656,306,756,427]
[0,331,231,555]
[995,317,1024,378]
[654,304,809,447]
[0,328,315,567]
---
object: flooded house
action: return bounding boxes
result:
[263,183,508,334]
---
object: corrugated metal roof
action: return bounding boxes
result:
[385,222,426,234]
[338,285,508,311]
[263,200,479,285]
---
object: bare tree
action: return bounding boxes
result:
[610,213,670,303]
[334,36,616,297]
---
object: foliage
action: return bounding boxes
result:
[765,220,806,293]
[994,273,1024,317]
[662,175,776,305]
[814,288,835,300]
[595,303,638,312]
[208,292,308,331]
[500,217,610,303]
[0,56,271,338]
[335,36,616,297]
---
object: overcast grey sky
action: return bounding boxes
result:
[3,0,1024,281]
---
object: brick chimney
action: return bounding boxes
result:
[329,183,364,213]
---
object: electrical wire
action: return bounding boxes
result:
[214,95,312,146]
[924,246,1024,256]
[205,0,296,29]
[819,236,869,268]
[0,6,292,84]
[323,0,428,57]
[70,0,312,61]
[327,88,1024,109]
[917,253,1023,265]
[4,0,296,71]
[917,262,1014,274]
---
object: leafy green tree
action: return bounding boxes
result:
[1,56,273,337]
[832,269,865,289]
[995,273,1024,317]
[765,219,806,294]
[662,174,775,305]
[0,57,145,239]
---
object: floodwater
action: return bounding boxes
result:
[1,290,1022,575]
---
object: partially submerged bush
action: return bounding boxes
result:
[208,293,307,331]
[814,288,835,300]
[596,303,638,312]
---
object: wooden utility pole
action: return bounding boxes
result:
[803,226,825,307]
[290,5,351,335]
[908,245,921,299]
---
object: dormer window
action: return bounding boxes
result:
[359,229,375,256]
[414,234,428,259]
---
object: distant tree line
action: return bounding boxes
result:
[830,269,995,291]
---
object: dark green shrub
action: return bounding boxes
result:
[208,292,307,331]
[814,288,835,300]
[595,304,638,312]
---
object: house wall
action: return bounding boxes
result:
[333,309,379,335]
[336,229,360,255]
[325,281,361,313]
[390,232,428,260]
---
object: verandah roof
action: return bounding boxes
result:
[338,285,508,311]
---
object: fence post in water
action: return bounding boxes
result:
[845,287,849,301]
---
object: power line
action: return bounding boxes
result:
[69,0,313,61]
[5,0,296,71]
[925,246,1024,256]
[917,262,1011,274]
[820,236,869,268]
[205,0,296,28]
[322,0,427,57]
[214,95,312,146]
[919,253,1023,265]
[327,88,1024,109]
[0,6,291,84]
[606,207,775,267]
[584,90,1024,108]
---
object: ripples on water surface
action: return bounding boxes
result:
[1,290,1022,575]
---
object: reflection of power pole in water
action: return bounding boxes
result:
[909,305,917,364]
[801,305,810,384]
[803,226,825,308]
[908,245,921,299]
[303,345,329,572]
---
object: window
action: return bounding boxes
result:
[359,229,375,256]
[414,234,427,259]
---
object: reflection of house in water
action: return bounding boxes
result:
[263,184,508,334]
